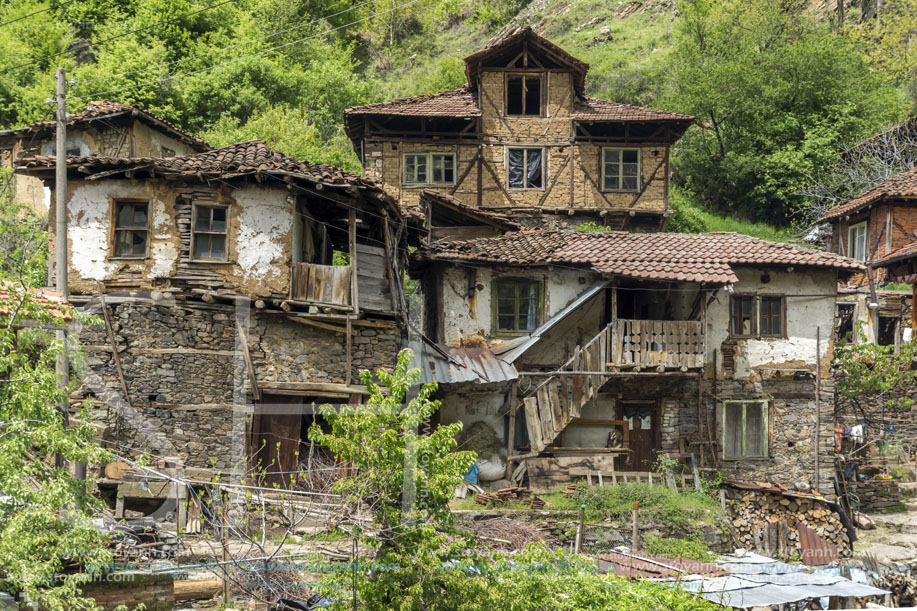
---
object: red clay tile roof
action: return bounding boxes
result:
[345,86,480,118]
[572,96,693,122]
[19,140,379,189]
[819,165,917,222]
[417,230,863,283]
[3,100,210,151]
[0,282,72,321]
[872,239,917,268]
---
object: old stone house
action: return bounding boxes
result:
[344,28,693,231]
[819,165,917,346]
[19,140,409,480]
[1,100,210,214]
[410,230,862,492]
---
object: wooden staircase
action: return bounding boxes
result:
[522,324,611,455]
[520,319,706,455]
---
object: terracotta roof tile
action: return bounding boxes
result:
[417,188,521,231]
[417,230,862,283]
[873,239,917,267]
[19,140,378,188]
[345,86,480,118]
[819,165,917,222]
[4,100,210,151]
[572,96,693,122]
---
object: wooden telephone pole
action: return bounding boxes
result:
[54,68,83,479]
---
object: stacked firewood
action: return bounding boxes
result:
[560,483,578,496]
[725,490,851,557]
[475,486,531,506]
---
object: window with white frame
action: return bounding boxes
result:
[402,152,455,186]
[848,221,867,261]
[507,147,543,189]
[192,203,228,260]
[722,400,768,459]
[602,148,641,191]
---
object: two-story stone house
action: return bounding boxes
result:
[1,100,211,213]
[344,28,693,231]
[410,230,862,492]
[19,140,409,483]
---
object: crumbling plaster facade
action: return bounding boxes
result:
[50,178,295,297]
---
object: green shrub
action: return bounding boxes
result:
[643,534,713,562]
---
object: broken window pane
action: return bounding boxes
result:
[526,149,542,188]
[193,204,229,260]
[508,148,525,188]
[730,296,755,336]
[113,201,148,257]
[494,277,541,333]
[507,76,524,115]
[724,402,743,458]
[431,154,455,183]
[524,76,541,116]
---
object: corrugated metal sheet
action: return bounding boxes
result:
[596,552,729,579]
[493,280,609,363]
[797,521,839,566]
[406,339,518,386]
[664,552,887,609]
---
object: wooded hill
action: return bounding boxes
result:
[0,0,913,229]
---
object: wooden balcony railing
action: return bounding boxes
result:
[290,262,353,307]
[609,319,705,370]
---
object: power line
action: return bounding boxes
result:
[0,0,80,29]
[77,0,373,85]
[70,0,423,101]
[0,0,245,75]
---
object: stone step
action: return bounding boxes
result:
[871,512,917,535]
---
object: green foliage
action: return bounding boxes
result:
[0,171,47,286]
[575,221,612,232]
[834,333,917,411]
[0,287,111,608]
[559,483,724,529]
[850,0,917,86]
[663,0,903,224]
[643,534,713,562]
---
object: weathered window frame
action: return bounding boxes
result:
[506,147,546,191]
[729,294,756,338]
[848,221,868,261]
[759,295,786,338]
[601,147,641,192]
[720,400,769,460]
[110,199,150,259]
[491,276,543,336]
[191,202,230,262]
[402,152,456,187]
[504,73,544,117]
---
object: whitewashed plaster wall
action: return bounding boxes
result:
[706,267,838,379]
[439,265,603,348]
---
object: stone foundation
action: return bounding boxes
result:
[856,480,903,514]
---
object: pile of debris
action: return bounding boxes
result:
[469,517,557,551]
[559,483,578,496]
[107,518,181,561]
[724,480,851,559]
[474,486,546,509]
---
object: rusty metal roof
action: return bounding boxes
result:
[406,337,518,386]
[596,552,729,579]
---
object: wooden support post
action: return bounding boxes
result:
[236,318,260,401]
[575,503,586,554]
[815,326,821,492]
[345,317,352,386]
[96,283,131,405]
[505,381,518,478]
[476,145,483,208]
[631,502,639,551]
[382,212,398,313]
[348,209,359,316]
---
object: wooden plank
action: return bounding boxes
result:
[236,318,260,401]
[349,210,359,316]
[527,455,620,493]
[523,397,544,454]
[549,380,563,434]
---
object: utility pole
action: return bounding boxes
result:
[54,68,82,479]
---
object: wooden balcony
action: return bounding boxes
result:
[609,319,705,370]
[289,244,395,314]
[290,262,353,308]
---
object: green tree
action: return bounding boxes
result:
[0,208,111,608]
[664,0,903,224]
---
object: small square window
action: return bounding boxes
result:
[722,400,768,459]
[493,277,541,334]
[507,148,543,189]
[113,200,149,257]
[192,204,228,260]
[603,148,641,191]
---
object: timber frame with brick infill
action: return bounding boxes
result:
[344,28,694,231]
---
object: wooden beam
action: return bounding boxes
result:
[236,318,261,401]
[256,381,370,395]
[481,156,514,206]
[345,317,353,386]
[450,149,481,196]
[97,284,131,405]
[349,209,359,317]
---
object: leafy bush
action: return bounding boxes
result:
[643,534,713,562]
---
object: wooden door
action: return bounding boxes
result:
[618,401,658,471]
[249,394,303,487]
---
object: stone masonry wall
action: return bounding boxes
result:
[76,299,402,471]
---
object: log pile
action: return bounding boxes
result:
[725,488,851,558]
[474,486,546,509]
